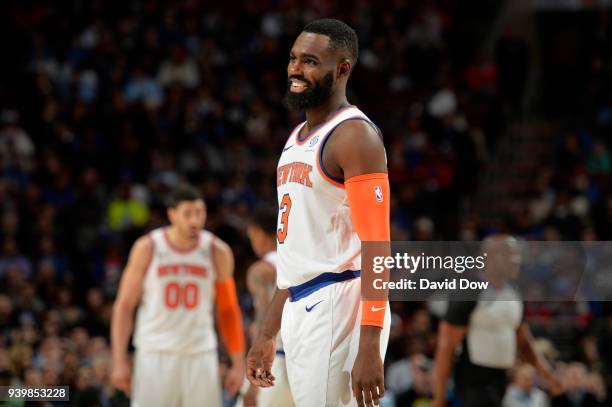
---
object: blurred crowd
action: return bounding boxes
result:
[0,0,611,406]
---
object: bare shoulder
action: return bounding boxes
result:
[128,234,154,264]
[247,260,276,281]
[326,119,387,178]
[115,234,153,304]
[133,234,154,252]
[331,119,383,150]
[212,235,232,255]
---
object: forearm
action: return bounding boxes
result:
[217,306,245,356]
[215,277,245,357]
[520,341,553,374]
[518,325,552,373]
[346,173,391,330]
[358,325,382,350]
[229,351,246,366]
[258,288,289,340]
[433,346,454,399]
[520,341,538,366]
[251,289,275,333]
[111,304,135,363]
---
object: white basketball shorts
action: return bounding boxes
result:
[131,348,221,407]
[281,272,391,406]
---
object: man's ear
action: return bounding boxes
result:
[337,59,351,79]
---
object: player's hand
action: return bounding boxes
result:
[225,358,246,397]
[242,383,259,407]
[111,358,132,395]
[352,345,384,407]
[246,335,276,388]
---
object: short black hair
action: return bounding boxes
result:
[248,207,277,236]
[303,18,358,64]
[167,185,203,208]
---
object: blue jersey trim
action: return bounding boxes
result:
[318,118,382,185]
[276,350,285,357]
[288,270,360,302]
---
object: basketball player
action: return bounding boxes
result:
[247,19,391,407]
[110,185,245,407]
[239,207,294,406]
[432,235,560,407]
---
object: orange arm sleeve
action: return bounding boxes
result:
[345,173,390,328]
[215,277,245,355]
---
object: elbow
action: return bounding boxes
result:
[112,299,135,318]
[436,335,449,350]
[436,338,457,354]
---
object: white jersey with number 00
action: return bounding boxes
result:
[276,105,376,288]
[133,227,217,354]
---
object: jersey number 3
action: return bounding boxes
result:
[277,193,292,243]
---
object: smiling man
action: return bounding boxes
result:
[246,19,391,407]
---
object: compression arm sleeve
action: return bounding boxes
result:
[345,172,390,328]
[215,277,245,355]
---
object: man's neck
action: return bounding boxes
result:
[167,226,197,249]
[304,93,349,131]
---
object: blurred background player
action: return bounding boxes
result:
[110,185,245,407]
[237,207,294,407]
[247,19,391,407]
[432,235,560,407]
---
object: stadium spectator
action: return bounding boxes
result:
[503,364,550,407]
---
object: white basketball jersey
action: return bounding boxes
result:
[133,227,217,354]
[262,251,278,269]
[467,287,523,369]
[276,105,376,288]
